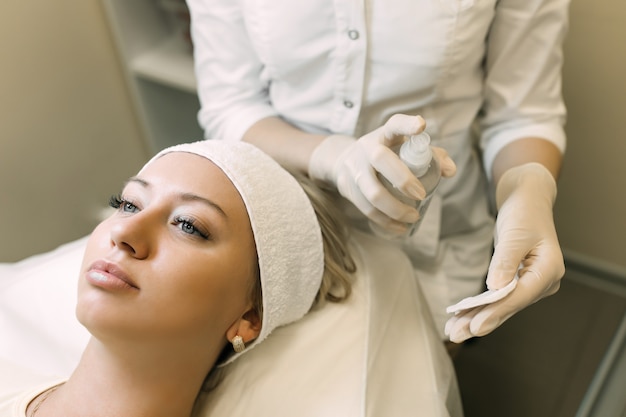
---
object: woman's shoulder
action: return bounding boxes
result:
[0,356,65,417]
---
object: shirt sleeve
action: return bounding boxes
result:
[187,0,278,141]
[478,0,570,179]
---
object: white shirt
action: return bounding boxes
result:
[187,0,569,331]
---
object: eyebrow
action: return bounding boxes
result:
[126,177,228,219]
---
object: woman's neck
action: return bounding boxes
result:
[38,337,218,417]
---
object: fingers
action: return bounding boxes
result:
[382,114,426,146]
[347,113,457,230]
[361,126,427,203]
[343,186,412,235]
[370,146,426,200]
[486,238,528,290]
[431,146,457,177]
[368,213,411,235]
[356,172,421,224]
[445,266,562,342]
[336,169,419,228]
[445,293,517,343]
[487,221,564,292]
[445,308,483,343]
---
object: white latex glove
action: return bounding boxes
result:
[445,162,565,343]
[308,114,456,234]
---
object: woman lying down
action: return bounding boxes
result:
[0,140,462,417]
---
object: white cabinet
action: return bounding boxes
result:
[102,0,203,154]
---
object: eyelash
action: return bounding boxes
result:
[173,216,210,239]
[109,194,138,212]
[108,194,210,240]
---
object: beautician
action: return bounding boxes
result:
[185,0,569,342]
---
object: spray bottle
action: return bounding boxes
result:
[370,131,441,239]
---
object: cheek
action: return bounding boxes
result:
[176,262,249,308]
[82,221,111,262]
[166,252,256,326]
[75,221,121,327]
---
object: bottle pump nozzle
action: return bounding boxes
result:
[399,132,433,177]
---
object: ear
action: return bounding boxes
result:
[225,307,262,345]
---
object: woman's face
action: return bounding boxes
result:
[76,152,258,350]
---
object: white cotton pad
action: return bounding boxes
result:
[446,276,518,314]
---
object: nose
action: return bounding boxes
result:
[109,212,155,259]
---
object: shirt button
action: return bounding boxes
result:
[343,100,354,108]
[347,29,360,40]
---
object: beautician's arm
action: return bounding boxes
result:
[491,137,562,184]
[242,116,325,174]
[445,136,566,342]
[442,0,570,341]
[244,114,457,233]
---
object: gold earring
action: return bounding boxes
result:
[232,335,245,353]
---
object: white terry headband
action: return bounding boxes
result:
[140,140,324,364]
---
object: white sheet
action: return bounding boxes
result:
[0,231,462,416]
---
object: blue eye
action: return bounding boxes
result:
[123,202,139,213]
[109,194,139,213]
[173,216,209,239]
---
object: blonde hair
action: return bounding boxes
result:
[298,173,356,306]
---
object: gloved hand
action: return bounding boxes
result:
[308,114,456,233]
[445,162,565,343]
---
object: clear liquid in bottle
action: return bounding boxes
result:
[370,131,441,239]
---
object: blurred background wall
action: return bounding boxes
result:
[0,0,624,273]
[555,0,626,271]
[0,0,147,261]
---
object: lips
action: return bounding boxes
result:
[86,260,139,291]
